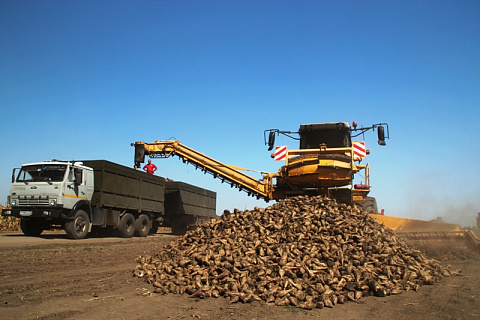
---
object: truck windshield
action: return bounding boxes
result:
[16,164,67,182]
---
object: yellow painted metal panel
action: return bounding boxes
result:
[370,214,462,233]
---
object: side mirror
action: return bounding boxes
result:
[268,132,276,151]
[74,170,82,185]
[378,126,386,146]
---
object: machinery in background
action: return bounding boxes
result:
[132,121,479,251]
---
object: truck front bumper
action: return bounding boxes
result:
[2,207,66,219]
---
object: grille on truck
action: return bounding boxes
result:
[19,197,50,206]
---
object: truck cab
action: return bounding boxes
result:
[7,161,93,217]
[4,161,94,236]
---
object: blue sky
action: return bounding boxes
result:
[1,0,479,226]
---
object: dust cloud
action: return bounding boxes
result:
[401,192,478,228]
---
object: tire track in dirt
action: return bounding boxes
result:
[0,232,174,308]
[1,231,479,320]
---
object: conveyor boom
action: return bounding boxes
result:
[133,140,273,200]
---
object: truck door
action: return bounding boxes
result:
[63,166,88,210]
[84,168,94,200]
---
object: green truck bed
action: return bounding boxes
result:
[82,160,165,214]
[165,181,216,218]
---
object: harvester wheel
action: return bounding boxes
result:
[358,197,378,214]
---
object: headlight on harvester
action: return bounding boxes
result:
[11,199,17,206]
[49,199,57,206]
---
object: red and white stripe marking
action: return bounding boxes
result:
[353,142,366,158]
[274,146,287,161]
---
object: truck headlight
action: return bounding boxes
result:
[49,199,57,206]
[11,199,17,206]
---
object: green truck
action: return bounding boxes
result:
[1,160,216,239]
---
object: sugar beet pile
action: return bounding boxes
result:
[133,195,451,309]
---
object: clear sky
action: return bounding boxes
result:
[1,0,479,226]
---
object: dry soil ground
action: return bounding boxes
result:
[0,230,479,320]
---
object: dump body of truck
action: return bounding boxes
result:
[2,160,216,239]
[164,181,216,234]
[82,160,165,214]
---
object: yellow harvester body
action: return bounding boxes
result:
[132,121,478,250]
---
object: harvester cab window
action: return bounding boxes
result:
[300,129,351,149]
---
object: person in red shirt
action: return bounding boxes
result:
[143,159,157,175]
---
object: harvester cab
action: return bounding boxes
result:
[264,122,389,210]
[265,121,389,151]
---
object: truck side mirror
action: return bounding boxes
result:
[378,126,386,146]
[268,132,276,151]
[12,168,18,183]
[74,170,82,185]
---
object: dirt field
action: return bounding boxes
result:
[0,230,479,320]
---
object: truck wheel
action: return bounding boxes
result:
[20,219,43,237]
[135,214,151,237]
[65,210,90,239]
[118,213,135,238]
